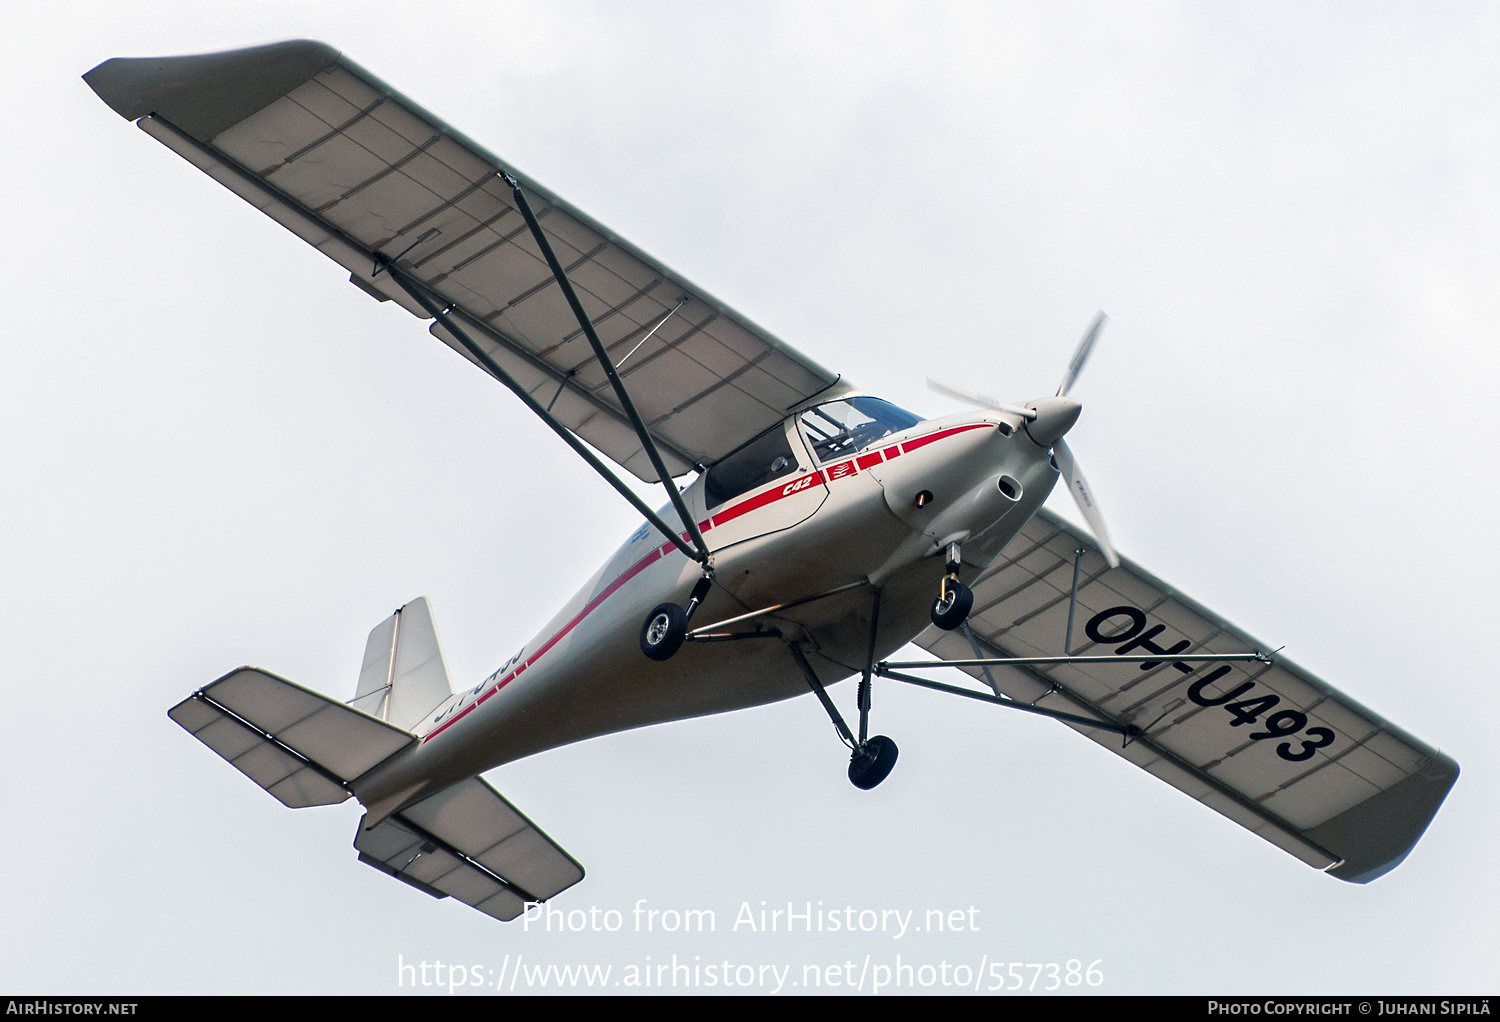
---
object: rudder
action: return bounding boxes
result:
[351,597,453,730]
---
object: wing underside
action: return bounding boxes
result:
[84,41,849,481]
[915,509,1457,883]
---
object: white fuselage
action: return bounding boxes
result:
[353,406,1057,810]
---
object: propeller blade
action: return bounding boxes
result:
[926,378,1037,420]
[1053,437,1119,569]
[1056,311,1107,397]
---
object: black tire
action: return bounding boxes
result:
[848,735,899,790]
[640,602,688,661]
[930,581,974,630]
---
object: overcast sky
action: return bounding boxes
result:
[2,0,1496,995]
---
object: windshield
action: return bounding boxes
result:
[797,397,923,464]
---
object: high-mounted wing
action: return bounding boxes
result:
[84,41,849,481]
[915,509,1457,883]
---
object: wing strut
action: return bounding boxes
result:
[500,172,711,565]
[876,666,1141,737]
[379,263,704,564]
[873,649,1274,744]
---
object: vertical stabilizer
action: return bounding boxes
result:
[350,598,453,731]
[352,614,397,716]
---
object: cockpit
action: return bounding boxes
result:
[703,396,923,509]
[796,397,923,465]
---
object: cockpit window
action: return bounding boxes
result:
[703,424,799,509]
[797,397,923,465]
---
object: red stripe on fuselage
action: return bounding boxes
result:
[421,420,994,743]
[710,473,819,528]
[423,544,665,742]
[900,422,992,454]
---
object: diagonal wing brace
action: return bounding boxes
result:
[380,264,704,564]
[500,172,711,565]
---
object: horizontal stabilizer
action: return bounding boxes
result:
[170,667,414,808]
[355,776,584,921]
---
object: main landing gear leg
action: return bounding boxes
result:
[790,643,899,791]
[930,541,973,631]
[856,589,880,746]
[640,574,713,662]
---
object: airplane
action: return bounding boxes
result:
[84,40,1458,924]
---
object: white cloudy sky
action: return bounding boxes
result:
[2,0,1496,995]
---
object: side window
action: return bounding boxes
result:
[703,425,799,509]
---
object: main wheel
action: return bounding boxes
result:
[640,602,688,661]
[848,735,899,790]
[930,581,974,630]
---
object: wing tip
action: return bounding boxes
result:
[1314,752,1460,883]
[84,39,341,139]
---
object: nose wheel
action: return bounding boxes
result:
[931,583,974,630]
[930,542,973,630]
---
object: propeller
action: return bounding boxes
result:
[927,311,1120,569]
[1051,437,1118,568]
[1057,311,1106,398]
[925,379,1037,421]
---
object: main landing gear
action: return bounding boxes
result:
[930,542,973,630]
[640,577,902,790]
[784,587,902,790]
[639,575,713,661]
[847,735,899,790]
[789,644,900,791]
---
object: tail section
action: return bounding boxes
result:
[356,777,586,921]
[169,599,587,922]
[351,597,453,730]
[169,667,414,807]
